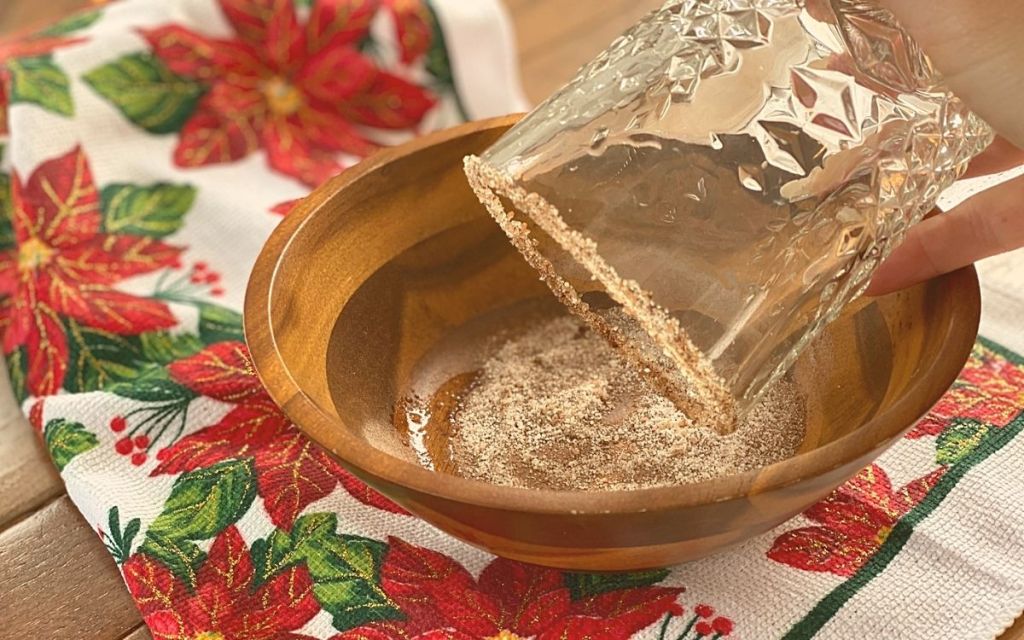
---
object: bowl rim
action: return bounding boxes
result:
[245,115,982,515]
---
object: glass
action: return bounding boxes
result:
[465,0,993,433]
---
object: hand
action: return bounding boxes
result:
[866,0,1024,296]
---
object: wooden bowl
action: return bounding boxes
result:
[245,116,981,571]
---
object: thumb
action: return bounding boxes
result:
[866,174,1024,296]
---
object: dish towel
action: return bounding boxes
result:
[2,1,1023,638]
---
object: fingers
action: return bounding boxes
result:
[964,136,1024,179]
[866,173,1024,296]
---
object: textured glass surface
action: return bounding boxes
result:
[466,0,993,429]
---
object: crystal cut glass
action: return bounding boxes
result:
[465,0,993,433]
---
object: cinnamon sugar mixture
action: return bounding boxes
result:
[446,315,806,491]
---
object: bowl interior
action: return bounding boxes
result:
[326,212,959,466]
[252,118,979,512]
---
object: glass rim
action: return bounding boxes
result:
[464,153,739,434]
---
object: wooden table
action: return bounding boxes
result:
[0,1,1021,638]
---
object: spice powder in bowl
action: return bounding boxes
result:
[405,311,807,492]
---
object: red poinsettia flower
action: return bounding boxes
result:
[0,33,86,135]
[334,538,685,640]
[154,341,408,528]
[270,198,301,216]
[28,399,44,431]
[0,147,180,395]
[142,0,437,186]
[382,0,433,64]
[768,464,944,577]
[909,346,1024,438]
[123,525,319,640]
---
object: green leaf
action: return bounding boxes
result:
[106,506,142,564]
[108,364,195,403]
[145,459,257,543]
[250,513,400,630]
[198,304,244,344]
[358,35,377,56]
[252,512,348,586]
[299,523,394,629]
[424,5,454,89]
[137,459,253,583]
[83,53,204,134]
[252,529,297,589]
[6,56,73,116]
[293,512,339,542]
[294,0,313,6]
[314,577,402,631]
[122,518,141,554]
[0,172,14,250]
[65,319,145,392]
[299,517,383,581]
[251,509,339,585]
[936,418,991,466]
[43,418,99,471]
[139,533,205,588]
[140,331,204,365]
[39,9,102,36]
[422,3,468,120]
[307,534,399,630]
[6,347,27,405]
[564,569,671,601]
[100,183,195,238]
[108,506,123,547]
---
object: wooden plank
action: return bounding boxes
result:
[510,0,657,59]
[120,626,153,640]
[1004,616,1024,640]
[0,364,62,530]
[0,0,88,36]
[0,497,142,638]
[515,0,661,102]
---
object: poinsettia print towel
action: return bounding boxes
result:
[3,1,1024,639]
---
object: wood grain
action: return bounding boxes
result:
[0,497,142,638]
[119,626,153,640]
[1005,616,1024,640]
[0,366,61,529]
[0,0,88,37]
[511,0,662,102]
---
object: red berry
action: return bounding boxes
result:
[712,617,734,636]
[133,434,150,449]
[211,287,225,297]
[695,622,713,637]
[190,274,204,284]
[194,261,208,271]
[695,604,714,618]
[204,272,221,284]
[110,416,127,432]
[115,437,133,455]
[131,452,147,466]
